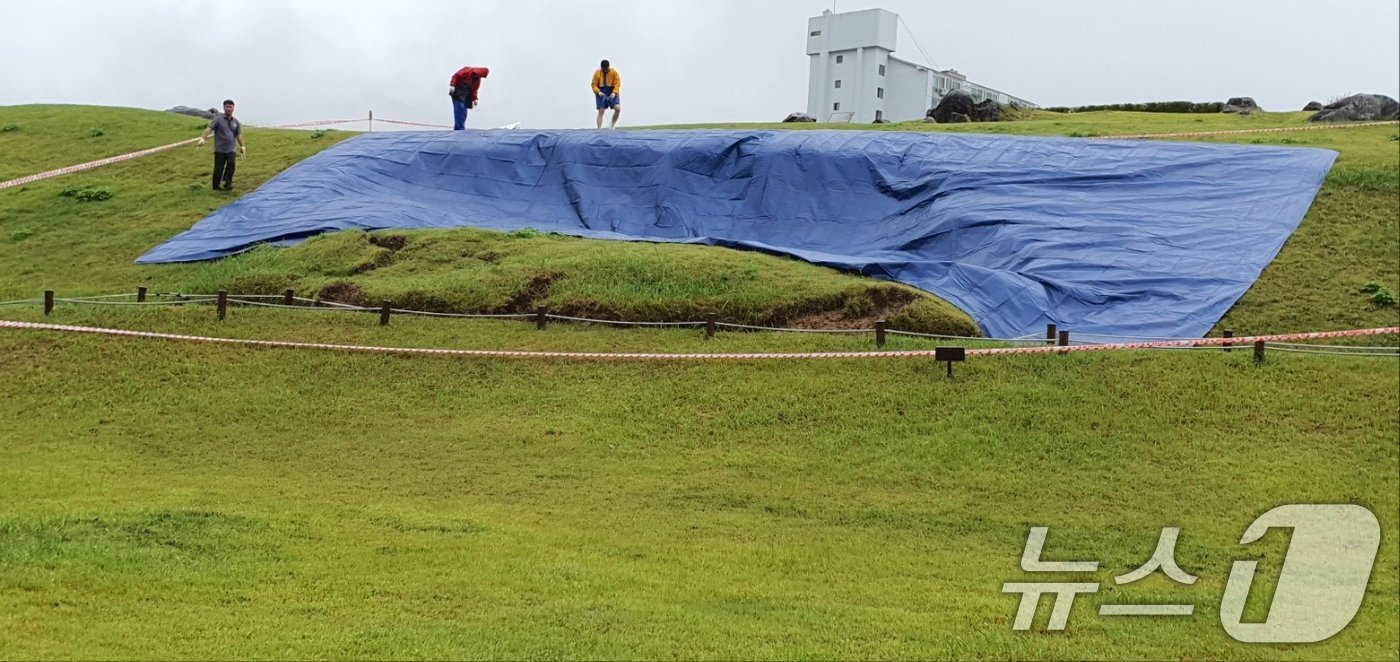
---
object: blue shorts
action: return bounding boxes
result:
[595,88,620,110]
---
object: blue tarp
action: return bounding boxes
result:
[139,130,1336,339]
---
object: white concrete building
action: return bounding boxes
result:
[806,8,1034,123]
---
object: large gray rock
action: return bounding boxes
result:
[1221,97,1261,114]
[927,90,1001,123]
[167,106,219,120]
[971,99,1002,122]
[1302,101,1323,111]
[1308,94,1400,122]
[782,112,817,123]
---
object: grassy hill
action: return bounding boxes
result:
[0,105,1396,659]
[2,105,1395,335]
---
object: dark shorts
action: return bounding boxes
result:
[595,87,620,110]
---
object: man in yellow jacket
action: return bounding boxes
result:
[592,59,622,129]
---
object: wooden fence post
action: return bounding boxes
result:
[137,286,147,302]
[217,290,227,321]
[43,290,54,316]
[1223,329,1233,353]
[379,302,392,326]
[875,320,887,348]
[536,306,548,330]
[706,314,717,340]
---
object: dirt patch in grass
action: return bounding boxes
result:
[353,234,408,274]
[367,234,408,251]
[500,272,565,313]
[317,280,369,306]
[780,286,921,329]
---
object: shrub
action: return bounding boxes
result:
[9,229,34,242]
[510,227,542,238]
[59,185,113,202]
[89,128,105,137]
[0,124,19,133]
[1043,101,1225,114]
[1361,282,1396,307]
[311,129,328,139]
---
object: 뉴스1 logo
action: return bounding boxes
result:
[1002,504,1380,643]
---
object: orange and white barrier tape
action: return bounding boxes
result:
[375,118,454,129]
[263,118,365,129]
[1104,120,1398,140]
[0,319,1393,362]
[0,138,199,191]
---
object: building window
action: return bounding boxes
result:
[835,55,844,64]
[835,80,842,89]
[833,102,840,111]
[810,30,821,37]
[876,88,884,99]
[878,65,886,76]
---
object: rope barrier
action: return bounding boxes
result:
[52,297,217,306]
[1268,341,1399,352]
[888,329,1042,343]
[374,118,454,129]
[545,313,704,327]
[23,293,1400,351]
[263,119,365,129]
[715,322,875,334]
[390,308,535,320]
[0,319,1393,362]
[1266,345,1399,358]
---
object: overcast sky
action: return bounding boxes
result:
[2,0,1396,129]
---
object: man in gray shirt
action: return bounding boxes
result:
[197,99,247,191]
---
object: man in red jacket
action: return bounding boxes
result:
[449,66,490,130]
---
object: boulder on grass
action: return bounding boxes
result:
[1308,94,1400,122]
[782,112,817,123]
[1302,101,1323,111]
[971,99,1002,122]
[928,90,975,123]
[1221,97,1262,114]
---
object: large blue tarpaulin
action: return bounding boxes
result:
[139,130,1336,339]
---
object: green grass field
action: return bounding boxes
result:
[0,105,1397,660]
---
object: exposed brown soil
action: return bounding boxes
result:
[317,280,369,306]
[498,272,565,313]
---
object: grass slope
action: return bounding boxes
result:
[0,105,1396,659]
[0,306,1395,659]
